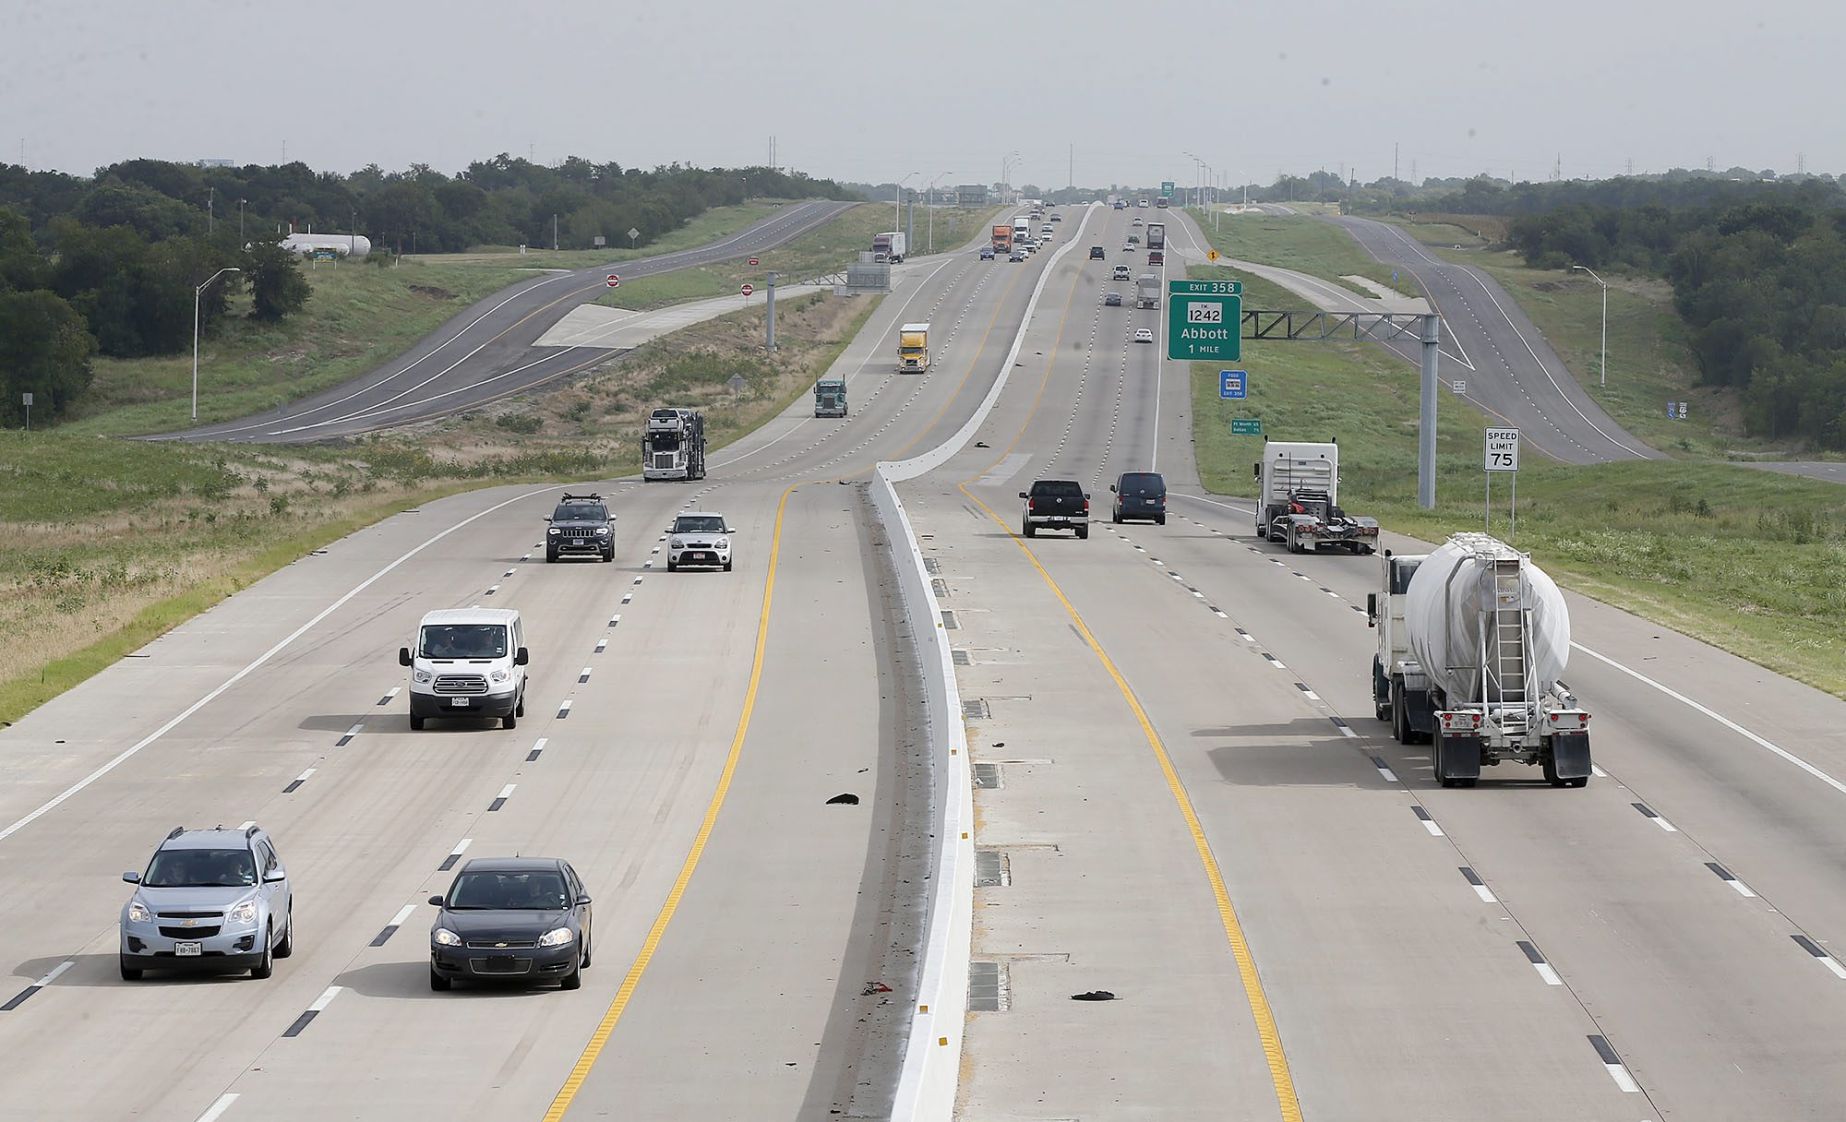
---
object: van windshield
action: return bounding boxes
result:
[420,624,509,660]
[1120,473,1165,495]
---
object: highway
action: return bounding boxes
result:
[7,201,1846,1122]
[899,203,1846,1119]
[0,210,1076,1121]
[160,200,854,444]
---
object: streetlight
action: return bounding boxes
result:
[192,267,241,421]
[896,171,918,232]
[1000,151,1021,203]
[1571,265,1609,387]
[926,171,952,255]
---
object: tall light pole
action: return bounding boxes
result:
[896,171,918,232]
[1182,151,1203,208]
[926,171,952,255]
[1572,265,1609,387]
[1001,151,1020,203]
[192,267,241,421]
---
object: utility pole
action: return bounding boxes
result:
[1068,143,1073,190]
[765,271,777,352]
[552,213,559,251]
[207,186,215,235]
[1394,142,1399,182]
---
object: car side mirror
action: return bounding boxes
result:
[264,869,287,883]
[1018,491,1029,499]
[122,871,141,884]
[543,516,552,522]
[575,894,592,907]
[515,647,529,666]
[1366,593,1378,627]
[399,647,412,667]
[1252,463,1261,481]
[1109,484,1117,493]
[1083,493,1091,501]
[427,895,445,907]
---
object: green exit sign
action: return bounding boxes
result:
[1231,419,1263,436]
[1167,280,1242,362]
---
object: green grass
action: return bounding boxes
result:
[1390,224,1797,461]
[66,261,535,436]
[399,200,800,270]
[1187,261,1846,698]
[1187,208,1419,297]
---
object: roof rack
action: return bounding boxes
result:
[166,826,185,840]
[559,492,603,502]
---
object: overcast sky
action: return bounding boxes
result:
[2,0,1835,188]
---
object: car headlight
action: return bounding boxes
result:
[413,668,433,684]
[671,538,684,549]
[489,668,510,683]
[433,928,462,947]
[595,526,610,536]
[229,900,258,925]
[537,927,574,948]
[716,538,729,550]
[547,527,561,535]
[128,900,153,923]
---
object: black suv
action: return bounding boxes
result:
[545,493,614,563]
[1089,246,1106,260]
[1110,471,1166,524]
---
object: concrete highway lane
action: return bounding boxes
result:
[160,200,853,444]
[904,202,1846,1118]
[0,218,1057,1120]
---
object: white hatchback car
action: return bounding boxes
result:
[666,512,734,571]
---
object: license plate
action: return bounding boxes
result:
[175,942,202,957]
[1048,515,1067,522]
[450,696,471,707]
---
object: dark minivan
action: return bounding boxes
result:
[1110,471,1166,525]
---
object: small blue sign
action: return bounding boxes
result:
[1220,369,1247,399]
[1392,269,1400,284]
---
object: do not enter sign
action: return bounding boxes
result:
[748,257,759,266]
[605,274,620,288]
[741,283,754,297]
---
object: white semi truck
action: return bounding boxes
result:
[1253,441,1379,553]
[872,232,907,263]
[642,407,707,481]
[1367,533,1592,788]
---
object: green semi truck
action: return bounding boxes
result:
[814,379,847,418]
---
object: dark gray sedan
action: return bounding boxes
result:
[428,857,592,991]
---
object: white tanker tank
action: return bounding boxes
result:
[1368,532,1592,788]
[279,233,372,258]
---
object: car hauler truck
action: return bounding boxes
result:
[642,407,706,481]
[1367,533,1591,788]
[898,323,930,373]
[1254,441,1379,552]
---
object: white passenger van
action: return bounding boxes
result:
[399,608,528,730]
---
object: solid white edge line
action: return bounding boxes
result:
[387,904,416,928]
[307,985,342,1012]
[1604,1063,1641,1093]
[1572,642,1846,797]
[195,1093,240,1122]
[0,487,562,845]
[1534,962,1563,986]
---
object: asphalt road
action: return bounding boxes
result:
[902,202,1846,1119]
[160,200,854,444]
[0,211,1078,1121]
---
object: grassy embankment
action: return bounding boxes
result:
[1184,226,1846,699]
[594,203,1001,311]
[1189,207,1417,297]
[0,208,884,725]
[400,200,795,271]
[1386,217,1797,460]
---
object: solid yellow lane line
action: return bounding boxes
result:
[541,483,797,1122]
[958,483,1304,1122]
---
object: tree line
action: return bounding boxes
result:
[0,156,855,427]
[1405,176,1846,449]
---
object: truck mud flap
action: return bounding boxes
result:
[1434,729,1481,787]
[1406,690,1435,737]
[1548,732,1592,781]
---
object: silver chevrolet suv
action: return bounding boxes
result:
[119,825,295,980]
